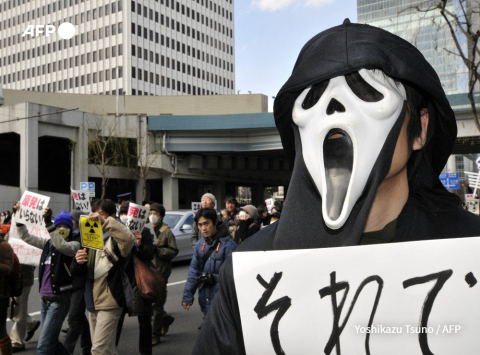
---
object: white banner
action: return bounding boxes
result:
[127,203,149,232]
[233,237,480,354]
[71,189,91,212]
[8,216,49,266]
[17,191,50,229]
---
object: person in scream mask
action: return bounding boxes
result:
[192,19,480,354]
[148,203,179,346]
[13,204,80,355]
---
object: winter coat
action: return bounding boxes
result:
[236,219,260,243]
[17,223,80,296]
[152,223,178,281]
[71,217,134,311]
[0,240,14,300]
[182,223,237,314]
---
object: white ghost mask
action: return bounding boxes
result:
[292,69,407,230]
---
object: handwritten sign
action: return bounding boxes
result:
[8,216,49,266]
[127,203,149,232]
[71,189,91,212]
[233,237,480,354]
[265,198,274,213]
[80,216,104,250]
[192,202,201,214]
[17,191,50,228]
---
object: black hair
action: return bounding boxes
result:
[257,205,268,215]
[224,195,238,206]
[119,201,129,215]
[194,208,218,226]
[91,199,117,216]
[221,209,231,218]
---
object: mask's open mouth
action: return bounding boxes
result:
[323,129,353,221]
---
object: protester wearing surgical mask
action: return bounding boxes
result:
[148,204,179,346]
[13,204,80,355]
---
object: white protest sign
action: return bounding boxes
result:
[127,203,149,232]
[233,237,480,355]
[465,194,475,201]
[265,198,275,213]
[17,191,50,228]
[8,216,49,266]
[71,189,91,212]
[192,202,201,214]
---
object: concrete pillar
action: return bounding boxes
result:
[213,181,226,209]
[20,114,39,192]
[445,155,456,173]
[162,175,179,210]
[252,183,265,207]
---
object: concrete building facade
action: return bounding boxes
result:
[0,0,235,97]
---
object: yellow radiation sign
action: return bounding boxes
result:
[80,216,104,250]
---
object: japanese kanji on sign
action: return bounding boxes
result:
[191,202,201,214]
[71,189,91,212]
[233,237,480,354]
[8,215,49,266]
[18,191,50,229]
[127,202,149,233]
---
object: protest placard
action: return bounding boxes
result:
[71,189,91,212]
[8,216,49,266]
[127,203,149,232]
[233,237,480,354]
[80,216,104,250]
[192,202,201,214]
[265,198,275,213]
[17,191,50,228]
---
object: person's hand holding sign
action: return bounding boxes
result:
[43,207,53,225]
[134,231,142,246]
[76,248,88,264]
[89,211,106,225]
[13,202,20,214]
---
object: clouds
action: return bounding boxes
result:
[251,0,335,11]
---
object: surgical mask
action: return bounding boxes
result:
[58,227,70,239]
[292,69,406,230]
[149,215,159,224]
[120,215,129,225]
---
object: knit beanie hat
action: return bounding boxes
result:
[54,210,74,229]
[201,193,216,205]
[240,205,258,220]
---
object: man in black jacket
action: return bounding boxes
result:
[193,19,480,354]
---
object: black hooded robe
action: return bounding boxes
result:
[192,20,480,354]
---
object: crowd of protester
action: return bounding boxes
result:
[0,193,279,354]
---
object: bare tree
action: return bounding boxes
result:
[86,115,135,199]
[413,0,480,131]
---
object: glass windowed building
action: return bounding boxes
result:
[358,0,467,95]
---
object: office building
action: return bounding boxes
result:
[358,0,466,95]
[0,0,235,96]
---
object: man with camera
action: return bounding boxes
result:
[182,208,237,328]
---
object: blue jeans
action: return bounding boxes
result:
[38,297,71,355]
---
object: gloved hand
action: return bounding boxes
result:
[43,207,53,225]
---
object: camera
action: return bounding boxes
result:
[198,272,216,287]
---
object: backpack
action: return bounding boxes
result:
[1,240,24,298]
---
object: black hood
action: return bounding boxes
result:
[272,19,460,250]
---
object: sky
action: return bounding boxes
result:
[233,0,357,111]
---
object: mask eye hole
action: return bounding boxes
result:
[345,71,384,102]
[301,80,330,110]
